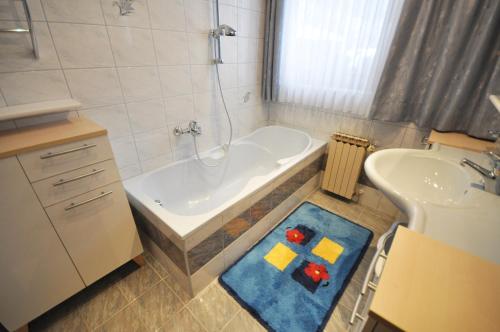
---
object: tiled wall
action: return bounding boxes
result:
[0,0,268,179]
[268,103,423,217]
[268,103,430,150]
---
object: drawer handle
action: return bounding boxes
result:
[53,168,105,186]
[40,143,97,159]
[65,190,113,211]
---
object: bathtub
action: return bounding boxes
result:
[125,125,324,238]
[125,125,326,295]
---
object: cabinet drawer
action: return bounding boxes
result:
[18,135,113,182]
[45,182,143,285]
[32,159,121,207]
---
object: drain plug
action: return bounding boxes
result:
[154,199,163,206]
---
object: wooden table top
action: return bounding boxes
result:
[428,130,496,152]
[370,226,500,332]
[0,117,106,158]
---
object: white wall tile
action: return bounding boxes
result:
[79,104,131,139]
[185,0,212,34]
[340,116,372,138]
[370,121,406,148]
[218,64,238,89]
[126,99,166,133]
[193,91,217,118]
[158,65,192,97]
[188,33,211,65]
[118,163,142,180]
[0,70,70,105]
[219,4,237,27]
[401,125,429,149]
[238,84,261,107]
[237,8,264,38]
[219,0,236,6]
[101,0,150,28]
[118,66,161,102]
[219,36,237,64]
[0,0,45,21]
[134,127,171,160]
[0,0,269,175]
[152,30,189,65]
[110,135,140,168]
[237,0,266,12]
[0,21,60,73]
[190,65,215,93]
[148,0,185,31]
[140,153,173,172]
[237,62,261,87]
[108,26,156,66]
[42,0,104,24]
[65,68,123,107]
[165,95,195,124]
[50,23,114,68]
[237,37,262,63]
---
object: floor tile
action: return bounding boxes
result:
[338,277,363,310]
[135,281,184,331]
[324,303,351,332]
[115,261,162,302]
[187,283,239,332]
[308,191,363,222]
[164,271,192,304]
[144,250,168,279]
[30,296,88,332]
[22,189,389,332]
[94,302,147,332]
[222,310,266,332]
[75,276,129,330]
[159,308,207,332]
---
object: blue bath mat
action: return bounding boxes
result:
[219,202,373,332]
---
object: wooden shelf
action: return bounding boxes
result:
[428,130,495,152]
[0,117,106,158]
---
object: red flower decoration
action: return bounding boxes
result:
[286,229,305,244]
[304,262,330,283]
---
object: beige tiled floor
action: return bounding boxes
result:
[23,190,395,332]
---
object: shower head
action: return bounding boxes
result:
[211,24,237,37]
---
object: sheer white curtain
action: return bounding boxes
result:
[277,0,404,117]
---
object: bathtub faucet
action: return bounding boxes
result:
[173,120,202,137]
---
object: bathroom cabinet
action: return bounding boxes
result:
[360,227,500,332]
[0,117,143,332]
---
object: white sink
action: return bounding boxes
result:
[365,144,500,264]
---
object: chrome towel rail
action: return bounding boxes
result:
[0,0,39,58]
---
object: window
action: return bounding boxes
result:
[277,0,404,116]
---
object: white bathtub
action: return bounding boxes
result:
[125,125,325,238]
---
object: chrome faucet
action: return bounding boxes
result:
[460,151,500,180]
[173,120,202,137]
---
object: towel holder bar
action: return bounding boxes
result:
[0,0,38,58]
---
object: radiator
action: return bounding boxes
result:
[321,133,370,199]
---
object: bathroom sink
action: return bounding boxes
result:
[367,151,471,207]
[365,144,500,264]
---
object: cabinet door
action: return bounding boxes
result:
[0,157,85,332]
[45,182,143,285]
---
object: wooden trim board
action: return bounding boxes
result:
[428,130,495,152]
[370,227,500,332]
[0,117,107,158]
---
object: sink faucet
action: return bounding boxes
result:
[460,151,500,180]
